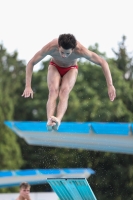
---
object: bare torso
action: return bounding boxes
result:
[51,56,78,68]
[48,39,83,68]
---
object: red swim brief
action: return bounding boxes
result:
[50,61,78,77]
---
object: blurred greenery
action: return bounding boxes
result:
[0,36,133,199]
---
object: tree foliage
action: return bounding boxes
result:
[0,45,24,192]
[112,35,133,81]
[0,39,133,199]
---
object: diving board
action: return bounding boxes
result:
[47,178,97,200]
[0,168,94,188]
[4,121,133,154]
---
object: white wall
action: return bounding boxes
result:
[0,192,59,200]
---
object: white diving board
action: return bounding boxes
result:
[4,121,133,154]
[47,178,97,200]
[0,168,94,188]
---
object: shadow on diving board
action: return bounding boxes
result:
[47,178,97,200]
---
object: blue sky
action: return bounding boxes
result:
[1,0,133,70]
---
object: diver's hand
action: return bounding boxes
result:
[108,85,116,101]
[22,87,34,98]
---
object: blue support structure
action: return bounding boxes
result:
[47,178,97,200]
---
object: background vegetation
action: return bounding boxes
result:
[0,36,133,199]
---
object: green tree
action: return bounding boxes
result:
[2,39,133,199]
[13,60,49,121]
[13,51,133,199]
[65,59,133,122]
[0,44,24,192]
[112,35,133,80]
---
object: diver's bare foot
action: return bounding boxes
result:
[51,116,61,131]
[47,117,56,131]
